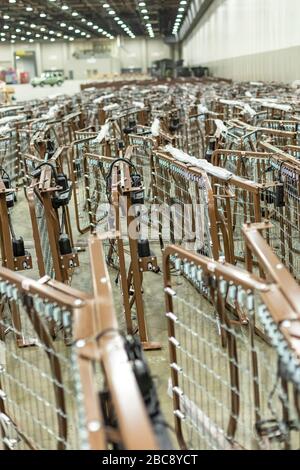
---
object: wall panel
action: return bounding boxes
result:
[0,37,171,79]
[182,0,300,82]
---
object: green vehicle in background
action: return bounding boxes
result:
[31,70,64,87]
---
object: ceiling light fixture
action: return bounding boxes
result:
[172,0,188,36]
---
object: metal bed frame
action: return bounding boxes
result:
[0,235,160,450]
[27,166,79,284]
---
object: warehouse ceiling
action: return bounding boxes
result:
[0,0,189,43]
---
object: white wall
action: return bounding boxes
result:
[118,37,171,72]
[182,0,300,82]
[0,37,171,80]
[0,44,12,70]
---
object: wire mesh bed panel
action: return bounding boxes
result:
[0,273,85,450]
[152,150,219,260]
[163,233,300,450]
[212,149,300,282]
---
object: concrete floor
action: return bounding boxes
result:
[13,80,84,102]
